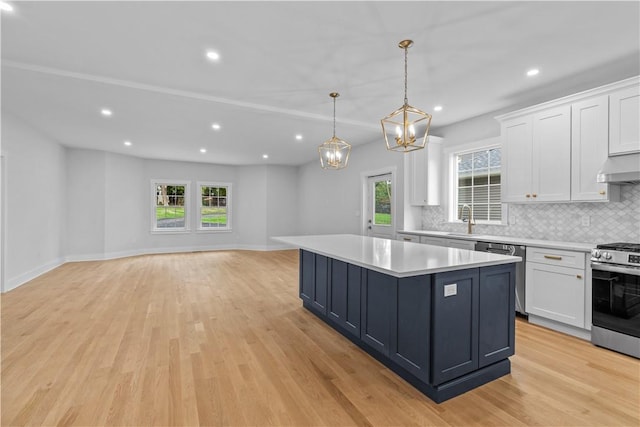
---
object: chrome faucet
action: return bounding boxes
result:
[461,204,475,234]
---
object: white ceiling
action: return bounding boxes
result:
[2,1,639,166]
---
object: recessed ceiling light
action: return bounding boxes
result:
[101,108,112,117]
[295,134,303,141]
[526,68,540,77]
[433,105,443,112]
[200,148,207,153]
[211,123,221,130]
[262,154,269,159]
[124,141,132,146]
[0,2,14,12]
[206,50,220,62]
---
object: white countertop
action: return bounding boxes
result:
[273,234,521,278]
[398,230,595,252]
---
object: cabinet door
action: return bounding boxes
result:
[421,236,448,246]
[361,270,394,356]
[405,137,442,206]
[300,250,314,304]
[311,254,328,315]
[525,262,585,327]
[501,116,533,202]
[432,269,479,385]
[397,233,419,243]
[609,85,640,155]
[389,275,430,383]
[532,105,571,202]
[571,96,612,201]
[478,265,515,368]
[327,259,361,338]
[445,239,476,250]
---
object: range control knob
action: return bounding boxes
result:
[602,251,612,260]
[591,249,601,259]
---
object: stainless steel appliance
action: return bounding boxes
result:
[475,241,527,315]
[591,243,640,358]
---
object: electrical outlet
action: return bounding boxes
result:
[581,215,590,227]
[444,283,457,297]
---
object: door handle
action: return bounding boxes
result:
[544,255,562,260]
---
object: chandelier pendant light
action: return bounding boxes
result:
[381,39,432,153]
[318,92,351,170]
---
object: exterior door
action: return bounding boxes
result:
[366,174,394,239]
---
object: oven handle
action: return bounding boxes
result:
[591,262,640,276]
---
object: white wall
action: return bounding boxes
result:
[2,114,66,291]
[297,139,407,236]
[266,166,299,246]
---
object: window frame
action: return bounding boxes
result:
[150,179,191,233]
[197,181,232,232]
[447,141,507,226]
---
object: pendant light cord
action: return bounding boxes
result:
[333,96,336,138]
[404,46,408,106]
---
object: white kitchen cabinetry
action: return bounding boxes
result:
[609,85,640,155]
[397,232,419,243]
[525,247,586,329]
[500,106,571,203]
[498,77,638,204]
[405,136,442,206]
[571,95,620,202]
[420,236,476,250]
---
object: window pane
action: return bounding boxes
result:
[374,179,391,225]
[453,148,501,223]
[458,153,472,172]
[156,184,186,228]
[201,185,228,228]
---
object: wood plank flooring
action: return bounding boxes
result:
[1,250,639,426]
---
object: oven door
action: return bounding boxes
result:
[592,262,640,338]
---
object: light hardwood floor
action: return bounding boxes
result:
[1,250,639,426]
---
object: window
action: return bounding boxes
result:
[453,147,502,223]
[151,180,190,232]
[198,182,231,231]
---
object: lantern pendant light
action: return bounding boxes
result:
[318,92,351,170]
[381,40,432,153]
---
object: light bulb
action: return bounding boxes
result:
[396,126,402,137]
[409,125,415,137]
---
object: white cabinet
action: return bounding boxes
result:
[525,247,586,329]
[405,137,442,206]
[571,96,619,202]
[500,106,571,203]
[609,85,640,155]
[420,236,476,250]
[397,233,419,243]
[498,76,638,204]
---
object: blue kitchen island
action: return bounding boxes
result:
[274,234,522,403]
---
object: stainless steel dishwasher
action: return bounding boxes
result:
[475,241,527,316]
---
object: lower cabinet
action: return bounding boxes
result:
[327,259,361,339]
[299,250,515,401]
[525,247,586,328]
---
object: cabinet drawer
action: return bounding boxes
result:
[526,247,586,269]
[397,233,420,243]
[421,236,448,246]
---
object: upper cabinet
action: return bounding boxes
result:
[497,77,638,203]
[405,136,442,206]
[609,85,640,155]
[500,106,571,202]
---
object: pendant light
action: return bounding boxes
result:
[318,92,351,170]
[381,40,432,152]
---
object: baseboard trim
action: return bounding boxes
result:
[527,314,591,341]
[4,257,65,293]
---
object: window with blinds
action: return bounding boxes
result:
[455,148,502,222]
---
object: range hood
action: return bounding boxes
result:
[597,153,640,184]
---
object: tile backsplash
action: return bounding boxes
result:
[421,183,640,244]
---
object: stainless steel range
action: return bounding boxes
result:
[591,243,640,358]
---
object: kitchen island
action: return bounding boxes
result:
[274,234,522,403]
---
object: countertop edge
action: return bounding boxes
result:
[398,230,595,252]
